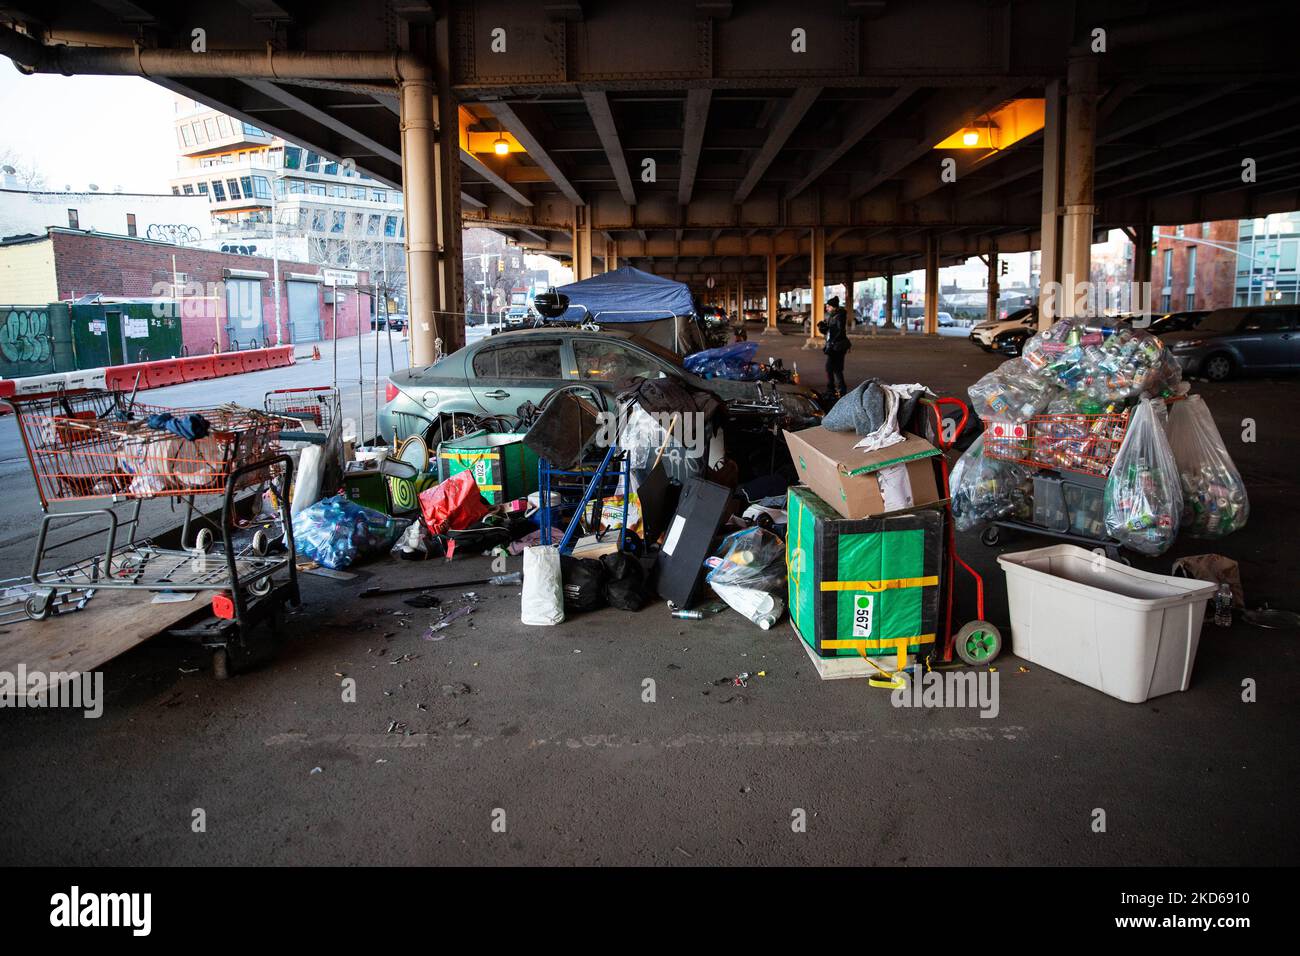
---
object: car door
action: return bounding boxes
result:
[1234,310,1296,370]
[467,337,566,417]
[568,336,672,401]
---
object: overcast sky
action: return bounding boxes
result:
[0,65,178,193]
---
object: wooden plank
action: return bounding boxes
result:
[793,623,914,681]
[0,588,214,695]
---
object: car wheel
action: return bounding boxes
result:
[1203,353,1234,382]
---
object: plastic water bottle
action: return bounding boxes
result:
[1214,582,1233,627]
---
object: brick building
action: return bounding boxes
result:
[1153,220,1240,313]
[0,227,371,355]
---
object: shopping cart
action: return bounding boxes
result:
[1,388,300,674]
[978,410,1131,558]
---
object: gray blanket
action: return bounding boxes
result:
[822,379,925,436]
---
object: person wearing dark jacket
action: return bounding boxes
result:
[817,296,850,398]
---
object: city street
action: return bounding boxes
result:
[1,332,1296,866]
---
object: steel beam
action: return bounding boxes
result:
[582,91,636,205]
[786,87,914,200]
[678,89,712,206]
[734,87,821,203]
[489,100,584,206]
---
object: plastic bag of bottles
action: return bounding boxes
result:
[706,527,787,628]
[968,359,1058,422]
[291,494,403,570]
[683,341,760,381]
[1103,399,1183,555]
[1166,395,1248,538]
[950,434,1033,532]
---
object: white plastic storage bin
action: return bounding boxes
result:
[997,545,1216,703]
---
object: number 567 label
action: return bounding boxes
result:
[852,593,874,638]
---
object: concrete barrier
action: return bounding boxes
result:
[179,355,218,382]
[240,350,271,372]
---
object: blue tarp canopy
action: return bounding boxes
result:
[557,266,695,323]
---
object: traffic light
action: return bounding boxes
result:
[496,258,504,273]
[1000,259,1009,277]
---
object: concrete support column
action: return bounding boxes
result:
[1060,56,1099,320]
[607,237,618,271]
[1038,78,1064,330]
[572,204,593,280]
[884,271,894,329]
[923,233,939,335]
[986,242,1000,323]
[401,71,442,367]
[805,226,826,347]
[765,253,778,333]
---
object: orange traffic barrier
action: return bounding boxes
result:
[214,353,245,377]
[179,355,218,382]
[141,360,185,388]
[105,364,147,391]
[240,350,271,372]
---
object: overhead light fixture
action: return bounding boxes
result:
[494,135,509,155]
[961,130,980,146]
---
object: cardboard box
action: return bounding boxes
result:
[787,486,943,663]
[783,427,940,519]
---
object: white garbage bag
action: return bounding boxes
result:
[521,545,565,626]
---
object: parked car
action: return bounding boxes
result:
[968,306,1039,355]
[378,327,823,446]
[1149,309,1210,335]
[505,305,538,326]
[1162,305,1300,381]
[371,313,407,332]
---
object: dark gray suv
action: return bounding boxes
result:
[1162,305,1300,381]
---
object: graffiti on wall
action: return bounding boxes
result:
[145,223,202,245]
[0,308,53,368]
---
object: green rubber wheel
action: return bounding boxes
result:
[954,621,1002,665]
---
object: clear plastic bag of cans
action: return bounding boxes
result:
[1103,399,1183,555]
[291,494,404,570]
[968,359,1059,423]
[1021,318,1182,406]
[1166,395,1248,538]
[950,434,1034,532]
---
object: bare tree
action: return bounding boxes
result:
[0,147,48,190]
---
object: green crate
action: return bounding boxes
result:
[437,432,538,505]
[787,486,943,665]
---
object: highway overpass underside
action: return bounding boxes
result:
[1,0,1295,355]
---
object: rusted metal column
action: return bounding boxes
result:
[884,271,894,329]
[1038,78,1064,330]
[434,13,464,353]
[607,237,618,271]
[1132,222,1152,314]
[765,253,778,333]
[923,233,939,334]
[572,204,593,280]
[1060,56,1099,319]
[805,227,826,347]
[402,71,441,367]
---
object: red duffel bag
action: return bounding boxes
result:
[418,470,490,535]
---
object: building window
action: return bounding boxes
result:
[1186,247,1197,292]
[289,180,305,194]
[366,214,380,236]
[324,161,339,176]
[240,176,254,199]
[253,176,271,199]
[126,213,137,237]
[384,215,398,237]
[204,118,218,140]
[182,184,195,195]
[331,185,346,198]
[331,211,345,233]
[351,187,365,200]
[224,179,240,199]
[171,186,181,195]
[283,146,303,170]
[212,181,226,201]
[1185,293,1196,309]
[311,209,328,232]
[197,182,208,196]
[1161,293,1171,312]
[308,184,326,196]
[191,121,206,144]
[1162,249,1173,286]
[372,190,386,202]
[305,151,323,173]
[180,125,194,146]
[351,212,364,233]
[242,122,266,137]
[67,209,79,229]
[216,115,231,136]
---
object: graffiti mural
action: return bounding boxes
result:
[0,308,52,367]
[145,223,202,245]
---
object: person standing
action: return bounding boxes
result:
[818,295,850,398]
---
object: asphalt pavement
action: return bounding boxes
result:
[0,326,1296,866]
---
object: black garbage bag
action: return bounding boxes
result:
[560,555,607,612]
[601,551,648,611]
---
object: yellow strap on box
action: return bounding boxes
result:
[819,575,938,592]
[440,451,500,461]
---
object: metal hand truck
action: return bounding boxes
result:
[537,443,631,555]
[2,388,300,675]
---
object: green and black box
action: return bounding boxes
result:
[437,431,538,505]
[787,486,943,663]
